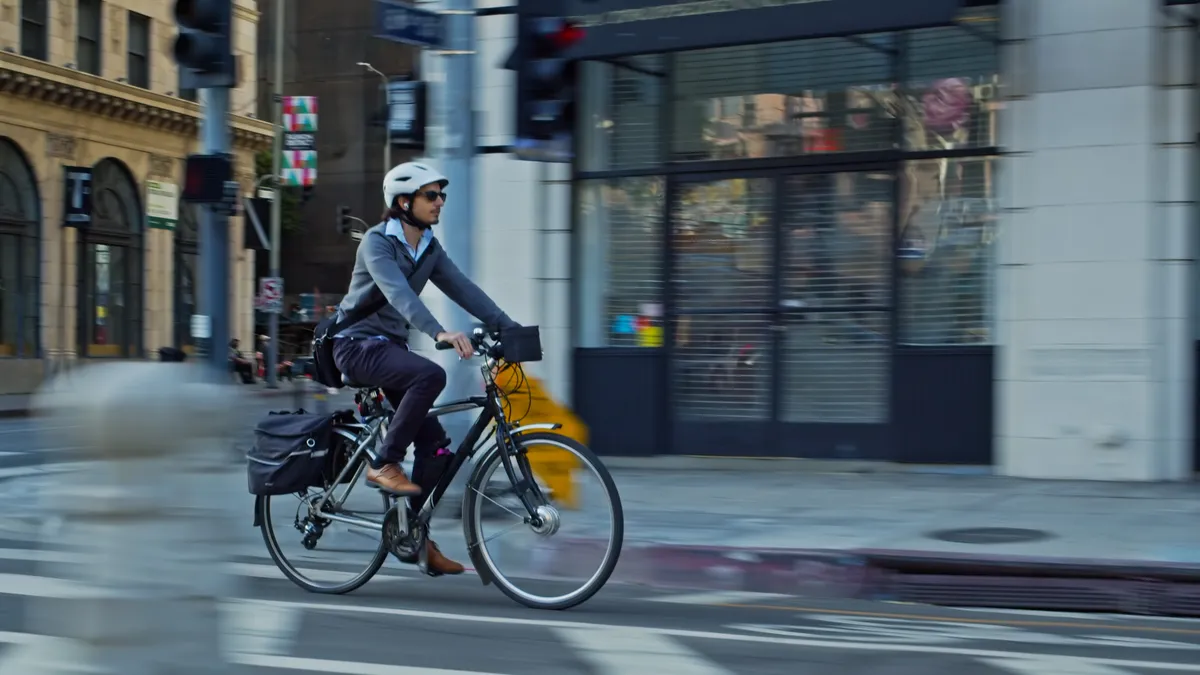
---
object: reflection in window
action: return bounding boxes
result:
[664,16,999,163]
[0,138,40,358]
[898,156,998,345]
[20,0,48,61]
[76,0,101,76]
[578,57,665,172]
[672,178,774,421]
[85,243,128,355]
[81,159,142,358]
[781,173,891,423]
[575,177,664,348]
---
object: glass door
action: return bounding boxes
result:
[668,174,776,455]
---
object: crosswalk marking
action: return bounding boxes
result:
[980,656,1138,674]
[235,654,504,674]
[553,626,735,675]
[223,601,302,657]
[646,590,792,606]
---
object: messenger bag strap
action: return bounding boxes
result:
[326,236,440,336]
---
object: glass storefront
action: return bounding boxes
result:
[573,5,1001,456]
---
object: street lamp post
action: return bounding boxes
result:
[357,62,392,172]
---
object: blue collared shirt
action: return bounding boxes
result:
[386,218,433,262]
[335,220,433,341]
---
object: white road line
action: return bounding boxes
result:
[981,655,1137,674]
[0,573,109,599]
[234,654,503,674]
[555,625,734,675]
[953,608,1113,622]
[226,563,413,583]
[223,601,302,656]
[647,590,792,606]
[253,599,1200,672]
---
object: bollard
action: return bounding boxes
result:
[6,362,247,675]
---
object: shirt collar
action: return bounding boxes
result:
[384,218,433,258]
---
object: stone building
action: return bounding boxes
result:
[0,0,273,400]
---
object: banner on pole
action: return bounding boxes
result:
[282,96,318,186]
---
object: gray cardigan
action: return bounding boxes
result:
[335,223,515,343]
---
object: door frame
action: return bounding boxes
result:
[664,160,900,459]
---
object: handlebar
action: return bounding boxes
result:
[434,327,503,360]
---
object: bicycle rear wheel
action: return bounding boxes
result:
[462,432,624,610]
[256,447,391,595]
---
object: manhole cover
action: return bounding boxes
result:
[927,527,1053,545]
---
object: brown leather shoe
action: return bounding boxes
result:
[366,464,421,496]
[425,539,464,575]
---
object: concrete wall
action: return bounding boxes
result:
[996,0,1196,480]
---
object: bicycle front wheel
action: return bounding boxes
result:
[461,431,624,610]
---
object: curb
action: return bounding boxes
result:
[543,539,1200,617]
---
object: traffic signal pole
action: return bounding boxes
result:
[430,0,478,442]
[200,86,232,375]
[265,0,285,388]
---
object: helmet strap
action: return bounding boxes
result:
[398,199,433,231]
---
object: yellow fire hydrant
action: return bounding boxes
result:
[493,367,586,509]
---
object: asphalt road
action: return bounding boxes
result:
[0,534,1198,674]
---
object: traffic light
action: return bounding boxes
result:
[514,15,585,144]
[337,205,352,233]
[181,153,233,204]
[173,0,237,90]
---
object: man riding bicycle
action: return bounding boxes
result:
[331,161,520,575]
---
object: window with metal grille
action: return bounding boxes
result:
[20,0,48,61]
[898,12,1000,345]
[578,56,665,172]
[76,0,102,76]
[127,11,151,89]
[576,177,664,348]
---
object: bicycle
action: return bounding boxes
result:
[251,327,625,610]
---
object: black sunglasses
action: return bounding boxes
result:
[418,190,448,203]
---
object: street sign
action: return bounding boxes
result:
[257,277,284,314]
[62,166,92,228]
[374,0,445,49]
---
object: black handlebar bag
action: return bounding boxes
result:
[310,237,438,388]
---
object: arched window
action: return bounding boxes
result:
[174,203,199,353]
[0,138,41,358]
[79,158,143,358]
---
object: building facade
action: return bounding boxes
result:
[461,0,1200,480]
[253,0,419,310]
[0,0,273,397]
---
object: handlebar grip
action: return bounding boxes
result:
[434,341,454,350]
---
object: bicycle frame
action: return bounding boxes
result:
[296,379,559,537]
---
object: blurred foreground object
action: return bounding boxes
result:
[494,367,586,509]
[3,362,247,675]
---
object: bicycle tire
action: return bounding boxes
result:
[461,431,624,611]
[256,444,390,595]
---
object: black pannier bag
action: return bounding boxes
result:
[247,410,336,496]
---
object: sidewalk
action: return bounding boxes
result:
[548,462,1200,616]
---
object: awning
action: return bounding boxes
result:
[542,0,970,60]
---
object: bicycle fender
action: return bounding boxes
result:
[253,495,264,528]
[463,445,497,587]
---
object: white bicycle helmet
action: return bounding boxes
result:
[382,162,449,209]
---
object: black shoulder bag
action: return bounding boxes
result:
[310,237,439,388]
